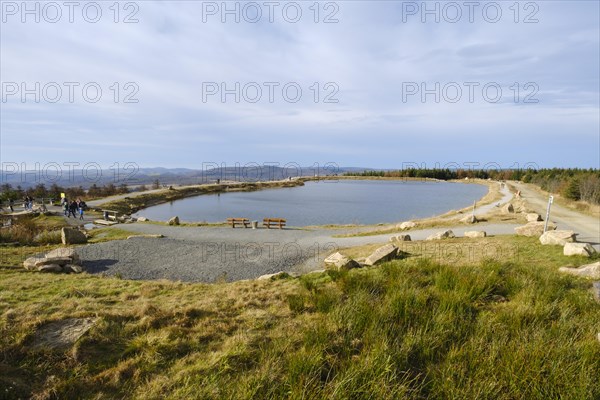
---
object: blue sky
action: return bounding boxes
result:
[1,0,599,170]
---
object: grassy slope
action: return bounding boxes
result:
[0,236,599,399]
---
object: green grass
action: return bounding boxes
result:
[0,237,598,399]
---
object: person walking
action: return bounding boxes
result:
[68,200,78,218]
[62,197,69,216]
[77,198,86,220]
[8,198,14,212]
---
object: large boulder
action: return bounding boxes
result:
[397,221,416,230]
[45,247,79,261]
[324,252,360,270]
[514,222,556,237]
[390,234,411,242]
[464,231,486,238]
[168,216,180,226]
[502,203,514,214]
[365,244,398,266]
[426,230,456,241]
[539,230,576,246]
[526,213,542,222]
[563,243,597,257]
[23,248,81,272]
[460,215,478,224]
[136,216,149,222]
[61,228,87,245]
[558,261,600,279]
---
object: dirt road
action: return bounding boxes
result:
[511,182,599,246]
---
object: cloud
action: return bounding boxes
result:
[1,1,598,168]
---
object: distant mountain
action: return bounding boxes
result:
[0,166,364,189]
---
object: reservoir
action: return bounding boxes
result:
[135,180,488,226]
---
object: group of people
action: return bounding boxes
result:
[23,195,34,210]
[62,197,87,220]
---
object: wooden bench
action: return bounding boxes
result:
[227,218,250,228]
[263,218,286,229]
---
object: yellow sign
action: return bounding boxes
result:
[60,193,65,198]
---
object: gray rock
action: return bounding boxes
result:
[563,243,597,257]
[38,264,63,273]
[514,222,556,237]
[23,256,46,271]
[365,244,398,266]
[397,221,416,230]
[460,215,478,224]
[464,231,487,238]
[390,234,411,242]
[168,216,180,226]
[324,252,360,270]
[257,271,287,280]
[45,247,79,262]
[137,216,149,222]
[34,257,73,267]
[61,228,87,245]
[426,230,456,241]
[526,213,542,222]
[502,203,514,213]
[64,264,84,273]
[539,230,577,246]
[558,261,600,279]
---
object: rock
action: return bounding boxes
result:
[257,271,287,280]
[464,231,486,238]
[45,247,79,262]
[397,221,416,230]
[61,228,87,245]
[137,216,149,222]
[460,215,478,224]
[23,256,46,271]
[526,213,542,222]
[126,234,164,239]
[168,216,180,226]
[38,264,63,273]
[64,264,84,273]
[32,318,96,350]
[558,261,600,279]
[426,230,456,241]
[324,252,360,270]
[514,222,556,237]
[365,244,398,266]
[563,243,597,257]
[34,257,73,267]
[502,203,514,213]
[390,234,411,242]
[539,230,576,246]
[592,281,600,304]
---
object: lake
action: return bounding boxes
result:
[135,180,488,226]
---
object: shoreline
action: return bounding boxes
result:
[104,177,499,229]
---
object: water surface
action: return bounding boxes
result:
[136,180,487,226]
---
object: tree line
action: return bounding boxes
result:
[344,168,600,204]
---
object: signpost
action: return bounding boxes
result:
[543,195,553,233]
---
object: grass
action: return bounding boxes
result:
[0,236,599,399]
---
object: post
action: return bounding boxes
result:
[472,201,476,217]
[543,195,553,233]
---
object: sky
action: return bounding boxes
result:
[1,0,599,171]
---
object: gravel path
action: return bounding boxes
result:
[79,223,521,283]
